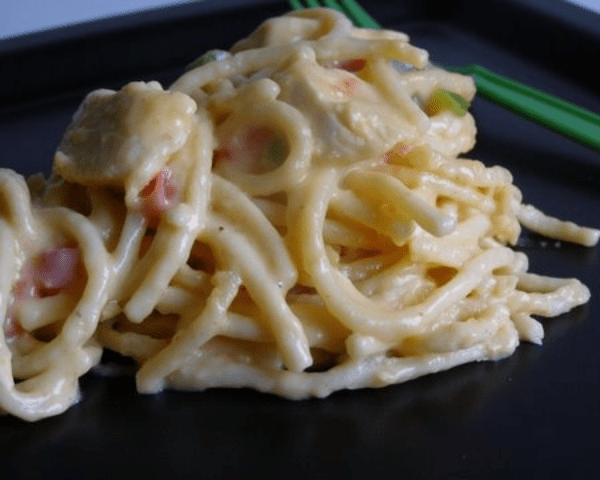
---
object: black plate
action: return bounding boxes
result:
[1,1,599,478]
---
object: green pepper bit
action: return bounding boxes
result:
[263,137,287,171]
[424,89,470,117]
[186,49,231,71]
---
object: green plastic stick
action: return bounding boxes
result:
[447,64,600,152]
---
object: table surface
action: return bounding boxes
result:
[0,0,599,39]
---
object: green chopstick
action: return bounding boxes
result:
[447,64,600,152]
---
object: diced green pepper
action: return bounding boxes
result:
[424,89,470,117]
[187,49,230,70]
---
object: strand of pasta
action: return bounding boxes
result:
[511,313,544,344]
[0,220,17,325]
[173,13,426,101]
[212,97,313,196]
[294,167,521,340]
[0,178,116,419]
[367,58,431,132]
[0,169,39,239]
[200,214,312,372]
[518,204,600,246]
[124,118,213,322]
[210,176,297,287]
[163,337,498,400]
[136,269,242,393]
[16,294,79,332]
[408,213,491,267]
[381,164,496,213]
[95,323,167,363]
[344,169,456,237]
[229,6,355,53]
[9,207,109,377]
[329,189,415,245]
[509,277,590,317]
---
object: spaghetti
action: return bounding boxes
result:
[1,8,598,421]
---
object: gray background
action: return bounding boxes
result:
[0,0,599,39]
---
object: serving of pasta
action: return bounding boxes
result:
[1,8,598,422]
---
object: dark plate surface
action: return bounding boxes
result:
[1,1,599,478]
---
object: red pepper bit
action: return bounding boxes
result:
[336,58,366,72]
[326,58,367,73]
[212,148,230,167]
[213,126,283,175]
[4,315,26,339]
[382,143,414,164]
[333,77,360,96]
[4,246,84,339]
[138,235,154,259]
[36,247,82,296]
[139,167,179,221]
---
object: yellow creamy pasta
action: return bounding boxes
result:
[1,8,598,421]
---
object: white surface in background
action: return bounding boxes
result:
[0,0,599,39]
[567,0,600,12]
[0,0,194,39]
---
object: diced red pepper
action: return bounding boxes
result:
[336,58,366,72]
[213,126,285,175]
[4,315,26,339]
[332,77,360,97]
[139,167,179,221]
[325,58,366,73]
[36,247,81,292]
[382,143,414,163]
[4,246,85,338]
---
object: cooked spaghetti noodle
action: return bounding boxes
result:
[1,8,598,421]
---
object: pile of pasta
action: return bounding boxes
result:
[1,8,599,421]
